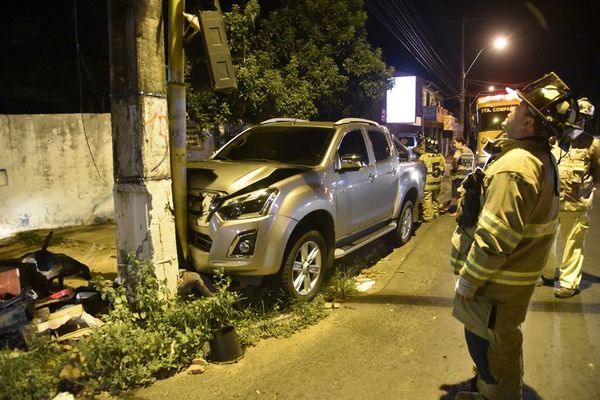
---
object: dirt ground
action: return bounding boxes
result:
[0,223,118,288]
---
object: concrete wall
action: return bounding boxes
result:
[0,114,114,239]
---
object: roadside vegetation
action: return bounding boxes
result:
[186,0,394,141]
[0,257,336,399]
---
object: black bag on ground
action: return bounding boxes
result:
[456,168,485,228]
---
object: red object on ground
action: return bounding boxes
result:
[0,268,21,297]
[48,288,73,299]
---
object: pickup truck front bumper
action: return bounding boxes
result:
[188,213,296,277]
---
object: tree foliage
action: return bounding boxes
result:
[186,0,394,132]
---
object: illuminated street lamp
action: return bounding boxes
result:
[460,35,508,136]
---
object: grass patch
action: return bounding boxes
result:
[15,230,71,248]
[0,257,329,399]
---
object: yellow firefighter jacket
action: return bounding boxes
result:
[450,137,559,315]
[451,147,474,181]
[419,152,446,191]
[552,135,600,211]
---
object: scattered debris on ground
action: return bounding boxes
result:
[1,231,99,350]
[186,357,208,375]
[354,279,375,292]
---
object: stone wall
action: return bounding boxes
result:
[0,114,114,238]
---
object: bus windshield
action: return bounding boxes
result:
[477,105,515,131]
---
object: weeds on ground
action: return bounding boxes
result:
[324,269,359,302]
[0,338,66,400]
[0,256,329,399]
[235,285,327,345]
[15,230,71,247]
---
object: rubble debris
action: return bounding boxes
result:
[355,279,375,292]
[0,268,20,297]
[178,270,214,297]
[52,393,75,400]
[0,232,106,349]
[186,357,208,375]
[0,292,36,349]
[35,303,104,341]
[21,231,91,289]
[0,263,51,298]
[35,287,105,315]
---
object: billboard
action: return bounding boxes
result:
[386,76,416,123]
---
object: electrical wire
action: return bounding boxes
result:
[367,0,459,95]
[73,0,102,180]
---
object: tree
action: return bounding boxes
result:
[186,0,393,135]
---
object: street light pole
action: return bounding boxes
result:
[460,33,507,140]
[459,17,466,138]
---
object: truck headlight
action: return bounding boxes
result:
[217,188,278,220]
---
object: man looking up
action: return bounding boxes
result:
[450,72,579,400]
[547,97,600,298]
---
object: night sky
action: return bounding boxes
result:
[1,1,598,114]
[366,0,600,100]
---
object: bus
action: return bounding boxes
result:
[474,92,520,166]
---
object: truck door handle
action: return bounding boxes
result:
[368,173,375,182]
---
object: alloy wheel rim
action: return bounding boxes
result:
[292,240,322,295]
[401,207,412,241]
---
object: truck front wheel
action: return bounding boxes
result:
[278,230,326,300]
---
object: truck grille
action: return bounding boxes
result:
[188,190,224,225]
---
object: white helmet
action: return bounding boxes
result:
[578,97,595,117]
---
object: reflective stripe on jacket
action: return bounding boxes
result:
[452,147,474,180]
[450,137,559,306]
[552,136,600,211]
[419,152,446,191]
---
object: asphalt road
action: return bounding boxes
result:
[130,204,600,400]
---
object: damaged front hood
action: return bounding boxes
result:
[187,160,308,195]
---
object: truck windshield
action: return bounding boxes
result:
[213,126,335,166]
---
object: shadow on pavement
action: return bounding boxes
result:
[349,293,600,314]
[580,271,600,291]
[438,379,542,399]
[334,234,396,274]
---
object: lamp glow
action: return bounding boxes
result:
[493,37,508,50]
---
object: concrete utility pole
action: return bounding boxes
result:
[107,0,179,292]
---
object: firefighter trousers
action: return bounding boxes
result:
[421,189,441,221]
[469,325,524,400]
[544,210,589,289]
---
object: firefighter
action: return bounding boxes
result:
[545,97,600,298]
[450,72,579,400]
[413,130,426,156]
[419,137,446,222]
[448,136,475,216]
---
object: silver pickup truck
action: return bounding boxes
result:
[187,118,426,299]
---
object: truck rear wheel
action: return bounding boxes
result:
[278,230,326,300]
[395,200,414,245]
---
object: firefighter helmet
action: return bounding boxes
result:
[507,72,579,150]
[425,137,439,152]
[417,130,425,144]
[577,97,595,117]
